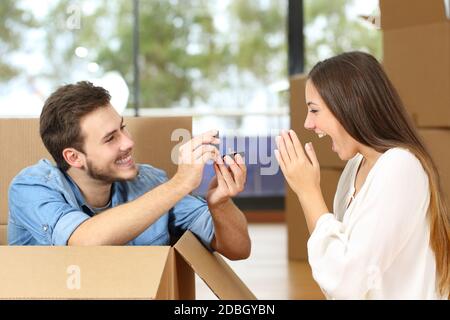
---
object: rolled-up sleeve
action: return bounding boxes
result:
[307,151,430,299]
[9,179,90,245]
[169,195,215,250]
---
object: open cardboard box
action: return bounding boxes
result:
[0,117,256,300]
[381,0,450,127]
[0,231,255,299]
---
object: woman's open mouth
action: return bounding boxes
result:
[317,132,337,153]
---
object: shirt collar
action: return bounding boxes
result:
[63,172,119,215]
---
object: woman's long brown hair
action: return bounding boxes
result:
[308,51,449,298]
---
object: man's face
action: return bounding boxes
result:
[78,105,138,183]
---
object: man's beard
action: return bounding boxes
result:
[85,158,137,183]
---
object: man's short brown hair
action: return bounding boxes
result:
[40,81,111,171]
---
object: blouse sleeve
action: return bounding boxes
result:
[307,150,430,299]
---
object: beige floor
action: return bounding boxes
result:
[195,223,324,300]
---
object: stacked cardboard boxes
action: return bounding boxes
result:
[381,0,450,201]
[287,74,345,260]
[0,117,256,299]
[382,0,450,127]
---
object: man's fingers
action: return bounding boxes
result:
[217,162,236,192]
[234,153,247,173]
[224,155,245,191]
[192,144,219,161]
[186,130,220,151]
[200,150,218,164]
[213,164,226,187]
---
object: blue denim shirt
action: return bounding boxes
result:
[8,159,215,248]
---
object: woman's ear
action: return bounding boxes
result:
[62,148,84,169]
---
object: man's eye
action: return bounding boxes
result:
[106,136,114,143]
[121,124,127,130]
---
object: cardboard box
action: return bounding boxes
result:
[381,0,450,127]
[0,225,6,245]
[419,129,450,200]
[290,74,346,169]
[286,169,342,260]
[0,231,256,299]
[0,117,256,299]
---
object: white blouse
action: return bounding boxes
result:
[307,147,444,299]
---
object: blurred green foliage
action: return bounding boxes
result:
[0,0,380,108]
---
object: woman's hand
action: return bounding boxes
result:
[275,129,321,198]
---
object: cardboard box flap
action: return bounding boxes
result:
[0,246,171,299]
[381,0,448,30]
[174,231,257,300]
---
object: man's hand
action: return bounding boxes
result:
[206,153,247,208]
[172,130,220,193]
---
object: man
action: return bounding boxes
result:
[8,81,251,260]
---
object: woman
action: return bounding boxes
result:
[275,51,449,299]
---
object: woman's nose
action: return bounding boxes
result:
[304,114,315,131]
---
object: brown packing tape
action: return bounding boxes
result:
[0,117,192,225]
[0,225,6,246]
[174,231,257,300]
[0,246,170,299]
[286,169,343,260]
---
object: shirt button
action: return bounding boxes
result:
[43,224,48,232]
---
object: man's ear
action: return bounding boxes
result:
[62,148,84,169]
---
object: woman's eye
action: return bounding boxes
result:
[309,109,318,114]
[106,136,114,143]
[120,125,127,130]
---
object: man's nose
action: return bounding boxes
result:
[120,131,134,151]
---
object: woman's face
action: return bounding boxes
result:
[304,79,360,161]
